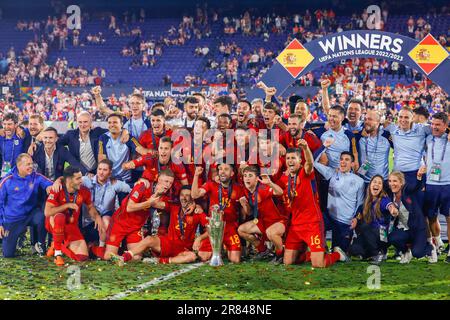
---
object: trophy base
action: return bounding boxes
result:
[209,254,224,267]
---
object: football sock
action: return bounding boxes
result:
[159,257,169,264]
[122,251,133,262]
[256,241,267,253]
[324,252,340,267]
[53,214,65,251]
[74,254,89,262]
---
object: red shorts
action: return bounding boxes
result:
[285,222,326,252]
[106,219,144,248]
[256,218,286,235]
[156,236,190,258]
[45,217,84,243]
[199,224,241,252]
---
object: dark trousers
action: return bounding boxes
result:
[388,227,432,258]
[2,208,45,258]
[328,217,353,252]
[402,170,425,208]
[349,222,386,258]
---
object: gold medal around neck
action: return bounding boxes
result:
[253,218,259,225]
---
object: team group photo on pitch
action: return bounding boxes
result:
[0,0,449,302]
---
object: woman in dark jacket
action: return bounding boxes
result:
[349,175,397,264]
[387,170,437,264]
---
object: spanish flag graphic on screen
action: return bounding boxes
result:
[408,34,449,75]
[276,39,314,78]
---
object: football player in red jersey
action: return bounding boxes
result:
[45,166,105,266]
[103,169,174,260]
[122,136,188,192]
[136,109,172,155]
[192,163,249,263]
[279,113,322,161]
[238,165,287,263]
[278,141,349,267]
[113,185,209,265]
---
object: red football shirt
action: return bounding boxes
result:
[277,168,323,226]
[279,130,322,163]
[167,204,208,248]
[133,155,187,183]
[46,186,92,225]
[138,129,173,151]
[114,182,170,228]
[243,183,286,224]
[199,181,244,225]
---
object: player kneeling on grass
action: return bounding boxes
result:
[238,165,287,264]
[45,166,106,266]
[102,169,174,261]
[278,142,348,267]
[112,185,210,265]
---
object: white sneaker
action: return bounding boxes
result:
[428,243,438,264]
[435,238,445,253]
[333,247,350,262]
[399,249,412,264]
[142,257,159,264]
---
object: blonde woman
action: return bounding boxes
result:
[387,170,438,264]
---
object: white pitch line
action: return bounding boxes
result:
[105,262,204,300]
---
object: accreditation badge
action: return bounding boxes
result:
[379,225,388,243]
[357,160,372,176]
[429,163,441,182]
[1,161,11,177]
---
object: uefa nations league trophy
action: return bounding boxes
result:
[207,204,226,266]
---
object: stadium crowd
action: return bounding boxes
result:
[0,81,449,268]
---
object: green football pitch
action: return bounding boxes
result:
[0,248,448,300]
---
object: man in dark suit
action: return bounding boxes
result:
[57,111,108,174]
[31,127,85,179]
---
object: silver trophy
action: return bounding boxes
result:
[207,204,226,266]
[150,210,160,236]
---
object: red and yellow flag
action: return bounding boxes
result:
[276,39,314,78]
[408,34,449,75]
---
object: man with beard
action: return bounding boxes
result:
[103,169,174,261]
[279,113,322,162]
[232,100,258,130]
[112,186,209,265]
[238,165,287,263]
[168,96,199,130]
[192,163,248,263]
[293,100,325,136]
[358,110,393,187]
[278,144,349,267]
[0,113,31,178]
[344,99,365,134]
[45,166,105,266]
[25,114,45,154]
